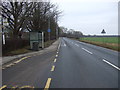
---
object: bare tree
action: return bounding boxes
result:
[1,0,62,40]
[27,1,61,40]
[1,1,34,38]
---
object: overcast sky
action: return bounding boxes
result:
[51,0,119,35]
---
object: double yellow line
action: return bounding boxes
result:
[0,85,7,90]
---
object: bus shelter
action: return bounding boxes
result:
[30,31,44,51]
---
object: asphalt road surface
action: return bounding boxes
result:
[2,37,119,89]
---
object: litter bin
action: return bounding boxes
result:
[32,42,39,51]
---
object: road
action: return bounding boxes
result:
[2,37,119,89]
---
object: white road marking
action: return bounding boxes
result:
[58,42,61,50]
[82,48,93,54]
[75,44,79,47]
[64,43,66,46]
[61,42,66,47]
[103,59,120,71]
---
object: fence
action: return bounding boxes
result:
[2,38,29,55]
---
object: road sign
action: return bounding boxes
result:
[101,29,106,34]
[48,29,51,32]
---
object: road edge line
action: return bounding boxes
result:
[103,59,120,71]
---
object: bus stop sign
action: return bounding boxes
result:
[48,29,51,32]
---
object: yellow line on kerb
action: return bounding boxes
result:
[12,85,18,88]
[0,85,7,90]
[14,56,30,64]
[44,78,52,90]
[51,65,55,72]
[20,85,34,88]
[20,56,28,60]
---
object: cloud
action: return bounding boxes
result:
[52,0,118,35]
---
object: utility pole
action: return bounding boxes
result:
[42,32,44,49]
[1,14,5,45]
[56,16,58,39]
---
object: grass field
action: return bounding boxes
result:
[80,37,120,51]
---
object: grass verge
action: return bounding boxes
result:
[3,39,56,56]
[4,46,32,56]
[80,40,120,52]
[44,40,56,48]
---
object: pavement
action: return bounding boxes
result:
[1,37,120,89]
[2,39,59,65]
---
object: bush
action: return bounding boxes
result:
[2,38,29,55]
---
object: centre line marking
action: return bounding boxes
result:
[51,65,55,71]
[64,43,66,46]
[44,78,52,90]
[82,48,93,54]
[56,55,58,57]
[58,42,61,50]
[0,85,7,89]
[103,59,120,71]
[57,52,58,54]
[75,44,79,47]
[54,59,57,63]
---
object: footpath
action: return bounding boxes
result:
[2,39,59,65]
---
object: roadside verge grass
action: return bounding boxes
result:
[79,37,120,52]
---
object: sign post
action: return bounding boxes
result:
[101,29,106,44]
[42,32,44,49]
[101,29,106,34]
[48,29,51,41]
[1,16,8,45]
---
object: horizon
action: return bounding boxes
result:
[52,0,119,35]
